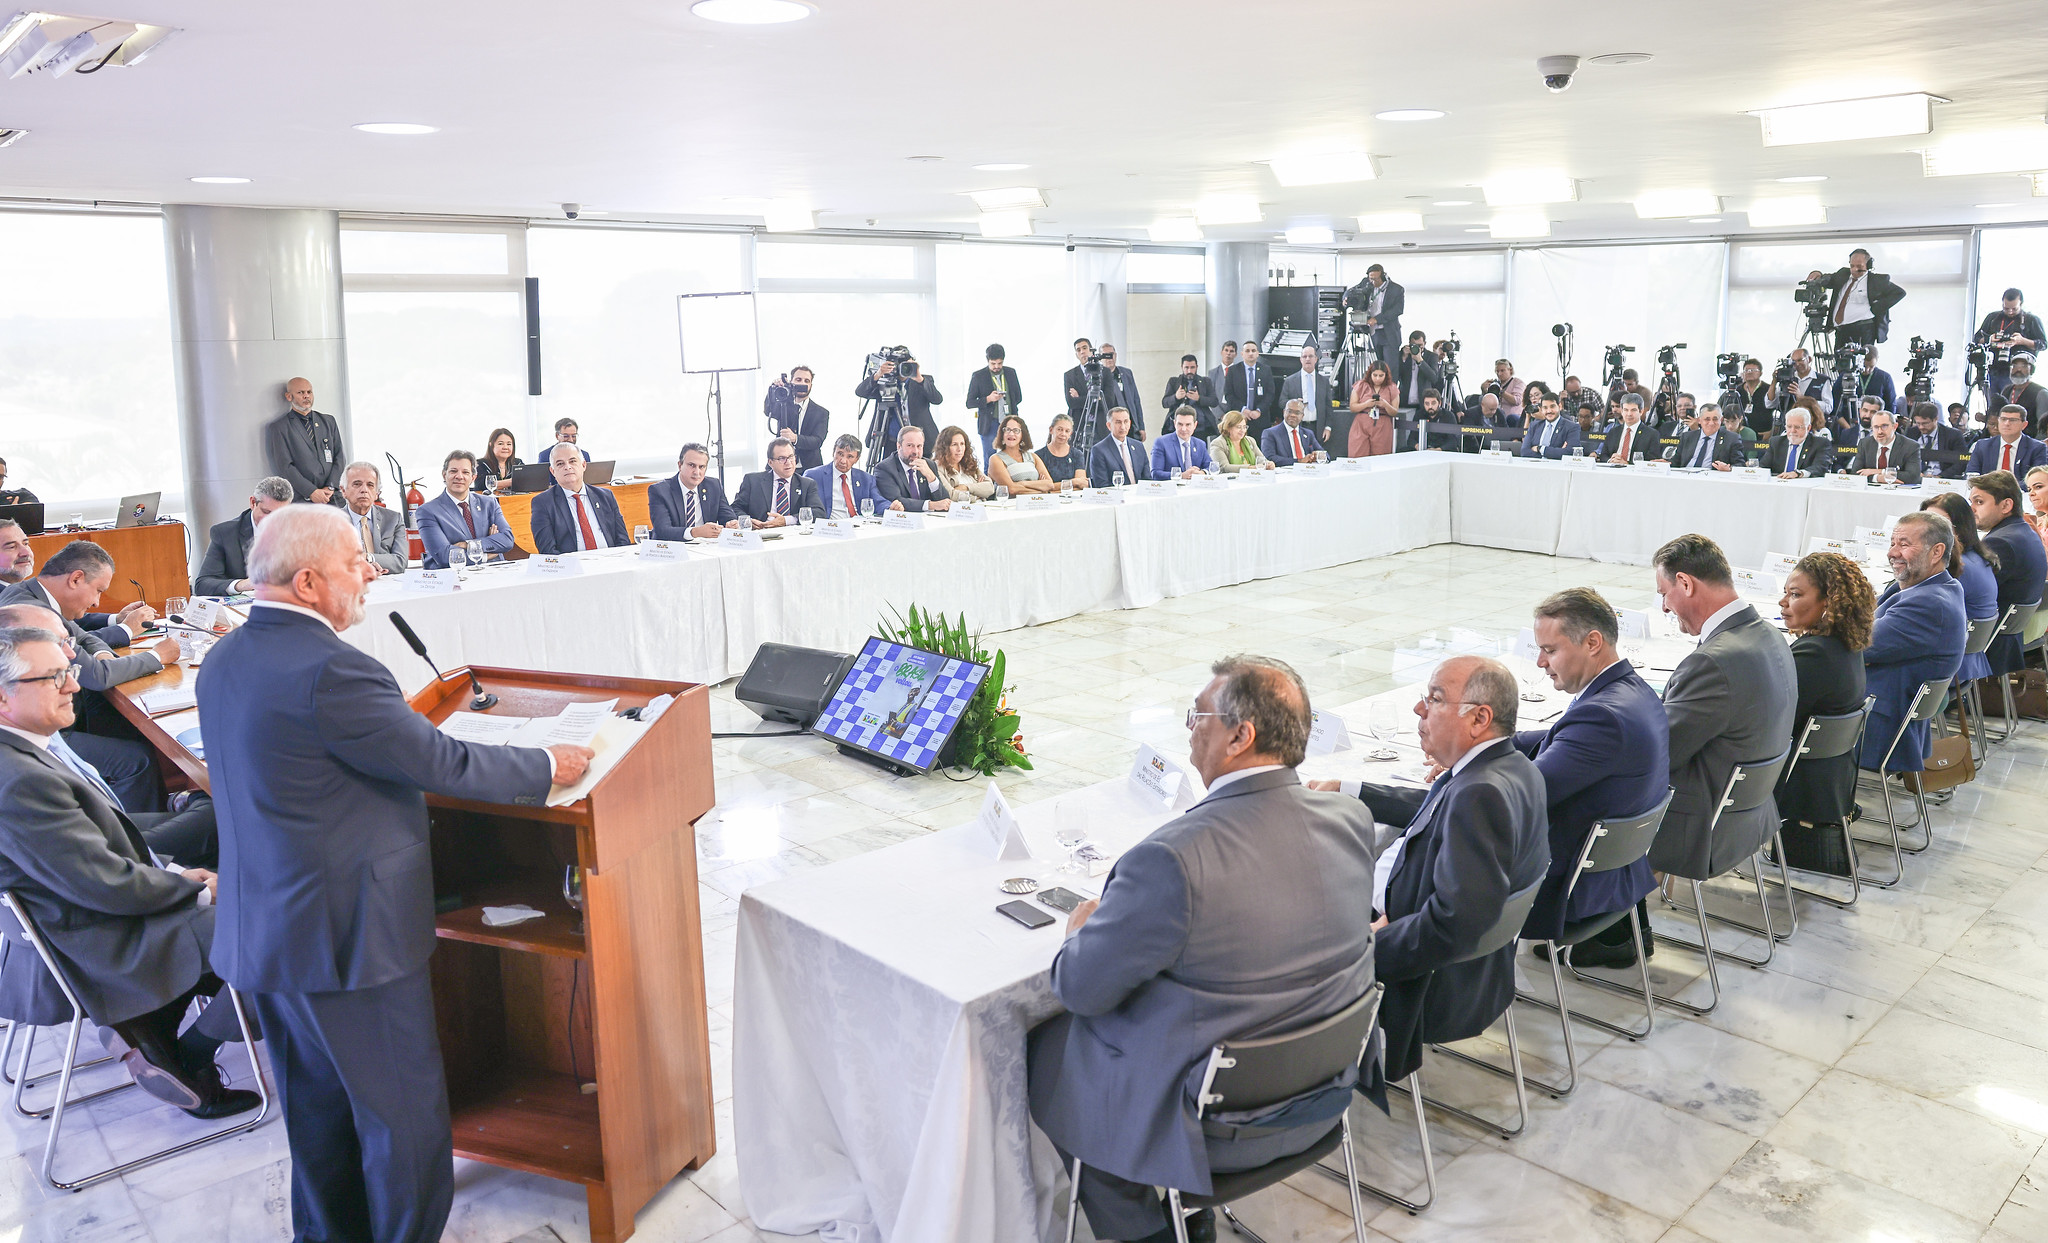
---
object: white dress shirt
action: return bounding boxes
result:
[1696,597,1750,643]
[1347,736,1512,915]
[561,488,610,550]
[1836,273,1874,326]
[1203,762,1283,798]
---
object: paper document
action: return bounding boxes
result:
[542,698,616,747]
[546,715,649,807]
[139,684,198,716]
[439,712,533,744]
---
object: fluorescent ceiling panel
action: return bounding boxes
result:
[978,208,1033,237]
[1749,93,1938,146]
[968,186,1046,210]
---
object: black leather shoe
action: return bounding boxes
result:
[178,1059,261,1120]
[119,1048,204,1110]
[1131,1208,1214,1243]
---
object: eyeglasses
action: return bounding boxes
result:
[11,667,79,689]
[1421,690,1481,715]
[1186,708,1230,731]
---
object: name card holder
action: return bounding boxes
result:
[1804,536,1854,556]
[1016,493,1060,512]
[948,502,988,522]
[1138,478,1176,495]
[638,540,688,562]
[1128,744,1199,812]
[1306,710,1353,756]
[1732,567,1783,597]
[1190,473,1231,489]
[405,568,460,593]
[880,509,925,531]
[1479,448,1514,459]
[527,554,584,577]
[1732,464,1769,478]
[811,518,858,541]
[1082,488,1125,505]
[978,780,1032,862]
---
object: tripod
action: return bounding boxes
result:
[1076,365,1110,449]
[859,385,906,469]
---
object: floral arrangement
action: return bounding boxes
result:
[876,604,1031,776]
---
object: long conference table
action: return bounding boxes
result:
[328,454,1954,698]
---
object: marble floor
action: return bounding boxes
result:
[4,542,2047,1243]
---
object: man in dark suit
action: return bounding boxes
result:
[1260,399,1327,467]
[529,442,632,554]
[0,519,31,586]
[1320,655,1548,1087]
[764,366,831,470]
[1225,339,1279,439]
[853,352,943,456]
[1515,590,1668,967]
[872,425,954,512]
[1968,405,2048,477]
[1517,394,1582,459]
[1810,248,1906,346]
[551,418,593,463]
[1395,332,1444,427]
[1206,340,1238,430]
[1861,512,1967,771]
[0,456,34,506]
[1978,288,2047,401]
[1158,355,1219,437]
[1279,344,1341,456]
[1649,534,1797,880]
[197,505,592,1243]
[1849,411,1922,484]
[1767,407,1830,478]
[805,434,898,519]
[0,627,255,1117]
[1064,337,1127,441]
[964,344,1026,463]
[1971,470,2048,677]
[1672,404,1744,469]
[194,477,295,594]
[416,451,516,569]
[1345,262,1404,363]
[340,462,408,575]
[1907,403,1969,479]
[649,443,739,539]
[730,440,821,528]
[264,377,345,506]
[1087,407,1151,484]
[1598,394,1654,464]
[1031,657,1378,1243]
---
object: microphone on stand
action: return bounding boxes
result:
[389,612,498,710]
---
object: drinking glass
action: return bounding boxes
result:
[1059,479,1073,497]
[68,512,84,530]
[1632,452,1644,464]
[1112,472,1126,489]
[860,497,875,521]
[466,539,484,565]
[563,864,586,935]
[738,514,754,532]
[1315,450,1328,464]
[1054,805,1089,874]
[994,485,1010,504]
[1369,700,1400,742]
[633,524,651,544]
[448,544,469,574]
[165,596,187,621]
[798,506,815,532]
[1572,447,1584,461]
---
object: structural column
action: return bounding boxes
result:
[163,205,350,538]
[1205,242,1270,358]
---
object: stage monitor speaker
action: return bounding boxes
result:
[735,642,856,726]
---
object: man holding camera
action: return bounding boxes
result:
[1158,355,1219,437]
[1344,262,1404,364]
[1808,248,1905,347]
[1726,359,1774,437]
[1977,288,2046,402]
[2004,354,2048,434]
[1397,331,1444,447]
[765,366,831,471]
[854,349,944,458]
[1775,348,1834,416]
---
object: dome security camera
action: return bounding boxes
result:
[1538,55,1579,93]
[562,202,581,219]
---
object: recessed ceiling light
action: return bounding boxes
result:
[1634,189,1721,218]
[1195,195,1263,225]
[1977,202,2017,209]
[978,208,1033,238]
[1488,209,1551,239]
[1147,219,1203,243]
[973,162,1029,172]
[905,155,944,162]
[1432,199,1473,207]
[1587,52,1654,66]
[1374,108,1445,122]
[1774,175,1828,183]
[1464,227,1490,233]
[690,0,811,24]
[188,176,250,184]
[1483,171,1576,207]
[1356,211,1424,233]
[968,186,1046,210]
[1749,93,1942,147]
[353,122,438,135]
[1267,152,1379,187]
[1923,132,2048,177]
[1688,217,1723,223]
[1746,196,1828,227]
[1284,225,1336,245]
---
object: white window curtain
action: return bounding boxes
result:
[1338,251,1508,377]
[936,242,1075,446]
[1509,244,1727,397]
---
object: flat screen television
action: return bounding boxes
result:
[809,637,991,775]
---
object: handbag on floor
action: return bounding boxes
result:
[1777,819,1854,877]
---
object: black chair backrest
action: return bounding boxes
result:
[1568,789,1675,891]
[1999,602,2038,638]
[1964,614,2001,657]
[1909,677,1951,724]
[1713,746,1792,822]
[1459,879,1545,963]
[1782,703,1873,784]
[1196,984,1383,1116]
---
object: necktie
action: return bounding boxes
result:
[686,488,699,530]
[359,512,376,559]
[1617,427,1633,462]
[840,472,856,516]
[460,499,477,540]
[775,479,788,515]
[1877,443,1889,471]
[573,491,598,549]
[2003,441,2015,474]
[1692,435,1710,468]
[1835,275,1856,325]
[1291,427,1304,460]
[47,732,121,810]
[1787,441,1799,474]
[1540,420,1554,453]
[1178,438,1189,469]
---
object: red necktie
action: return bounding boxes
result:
[2003,441,2015,475]
[1291,427,1305,459]
[460,499,477,539]
[1876,444,1888,471]
[1617,427,1633,461]
[573,491,598,549]
[840,473,856,516]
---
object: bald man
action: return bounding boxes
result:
[264,377,346,506]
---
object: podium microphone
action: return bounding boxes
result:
[389,611,498,710]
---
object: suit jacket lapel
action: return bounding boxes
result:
[0,733,150,863]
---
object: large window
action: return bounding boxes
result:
[935,242,1073,441]
[1509,244,1726,395]
[0,211,178,511]
[1340,251,1507,380]
[1974,225,2048,334]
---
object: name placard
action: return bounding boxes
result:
[1138,478,1176,495]
[1732,567,1782,598]
[1636,458,1672,471]
[1479,448,1514,459]
[1732,464,1769,478]
[1190,473,1231,490]
[1306,709,1354,756]
[977,780,1033,862]
[948,502,988,522]
[185,598,224,630]
[811,518,858,541]
[1330,457,1370,472]
[1016,493,1059,512]
[527,554,584,577]
[638,540,688,562]
[404,568,459,593]
[880,509,925,532]
[1081,488,1124,505]
[1128,744,1198,812]
[1829,473,1868,489]
[1804,536,1854,556]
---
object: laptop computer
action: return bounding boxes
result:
[586,460,615,485]
[0,501,44,535]
[113,491,161,528]
[506,463,554,493]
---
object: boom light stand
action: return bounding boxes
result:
[677,291,762,480]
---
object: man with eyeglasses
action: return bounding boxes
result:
[1028,656,1378,1243]
[0,625,260,1119]
[1308,655,1549,1094]
[731,440,822,529]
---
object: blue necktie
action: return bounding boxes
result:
[1786,441,1799,474]
[1692,435,1710,468]
[47,731,122,811]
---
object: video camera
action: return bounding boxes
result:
[1715,352,1743,383]
[1437,332,1461,379]
[1904,336,1942,401]
[864,345,918,402]
[1832,341,1868,372]
[1655,343,1684,372]
[1773,356,1797,385]
[1794,276,1831,321]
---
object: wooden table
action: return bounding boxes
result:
[491,480,657,552]
[28,522,192,612]
[101,657,208,793]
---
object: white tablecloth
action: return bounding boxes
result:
[1554,468,1814,569]
[1450,457,1571,554]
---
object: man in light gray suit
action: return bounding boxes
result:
[340,461,408,575]
[1027,656,1379,1243]
[1649,534,1797,881]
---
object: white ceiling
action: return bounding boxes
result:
[4,0,2048,246]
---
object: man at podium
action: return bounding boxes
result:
[198,505,592,1243]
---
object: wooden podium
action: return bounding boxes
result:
[407,667,717,1243]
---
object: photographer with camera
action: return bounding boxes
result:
[2003,354,2048,433]
[1774,348,1834,416]
[1727,358,1774,437]
[1395,331,1444,447]
[1976,288,2045,402]
[1483,358,1527,427]
[1560,374,1604,420]
[1159,355,1220,437]
[854,347,944,458]
[1062,340,1139,447]
[1806,248,1906,347]
[1343,262,1405,363]
[765,365,832,471]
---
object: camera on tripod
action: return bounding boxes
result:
[865,345,916,400]
[1603,344,1635,370]
[1715,353,1743,383]
[1436,333,1461,379]
[1833,341,1868,372]
[1904,336,1943,400]
[1773,356,1797,385]
[1794,276,1831,321]
[1655,343,1684,373]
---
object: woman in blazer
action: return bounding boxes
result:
[1775,551,1875,860]
[931,425,995,501]
[1209,409,1269,472]
[477,427,523,490]
[1348,359,1400,457]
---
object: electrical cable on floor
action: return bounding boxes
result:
[712,729,808,739]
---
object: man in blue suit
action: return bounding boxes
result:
[1518,393,1583,459]
[197,505,592,1243]
[1513,588,1668,967]
[1086,407,1152,484]
[804,434,897,519]
[1972,469,2048,676]
[1259,399,1325,466]
[1147,406,1214,479]
[732,440,822,527]
[1967,406,2048,477]
[529,442,631,553]
[416,450,516,569]
[648,443,737,539]
[1861,511,1967,770]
